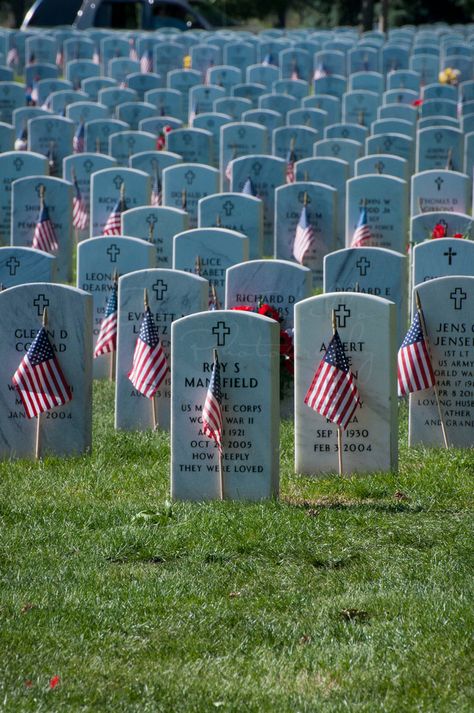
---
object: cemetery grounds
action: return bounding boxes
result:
[0,385,472,711]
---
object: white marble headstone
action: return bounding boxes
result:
[0,284,93,459]
[171,311,280,501]
[409,276,474,448]
[115,268,208,432]
[295,293,398,474]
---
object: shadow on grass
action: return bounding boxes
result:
[282,495,425,514]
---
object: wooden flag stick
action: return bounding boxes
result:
[144,287,158,430]
[35,307,48,460]
[194,254,202,276]
[445,147,453,171]
[332,309,344,476]
[39,183,45,209]
[415,291,449,448]
[109,272,118,382]
[214,348,224,500]
[148,221,154,243]
[211,283,220,310]
[216,213,221,227]
[71,167,79,245]
[181,188,187,211]
[95,137,101,153]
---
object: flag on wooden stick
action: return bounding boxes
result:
[103,184,125,236]
[12,322,72,419]
[72,174,88,230]
[350,205,372,248]
[202,350,223,452]
[32,189,59,254]
[94,280,118,357]
[397,310,435,396]
[304,329,360,429]
[128,302,168,398]
[293,200,314,264]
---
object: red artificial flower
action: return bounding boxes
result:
[257,304,280,322]
[453,232,464,239]
[412,99,423,106]
[431,223,447,239]
[279,330,293,356]
[49,676,60,690]
[231,305,254,312]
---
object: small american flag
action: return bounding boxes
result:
[397,310,435,397]
[30,81,39,105]
[188,99,198,126]
[12,326,72,419]
[202,352,223,452]
[129,39,138,62]
[304,329,360,429]
[92,48,100,65]
[94,282,118,357]
[7,45,19,68]
[224,157,233,182]
[293,204,314,264]
[72,177,88,230]
[140,50,153,73]
[242,176,257,196]
[103,194,124,236]
[291,65,299,80]
[32,202,59,254]
[128,307,169,398]
[286,147,296,184]
[151,170,162,206]
[55,48,64,69]
[351,206,372,248]
[73,122,85,153]
[47,145,58,177]
[313,63,328,80]
[262,53,273,66]
[14,125,28,151]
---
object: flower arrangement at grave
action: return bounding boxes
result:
[157,125,172,150]
[439,67,461,85]
[429,222,470,240]
[231,303,294,399]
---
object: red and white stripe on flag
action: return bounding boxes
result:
[12,329,72,419]
[32,218,58,254]
[128,338,168,398]
[397,311,436,396]
[103,212,121,236]
[94,313,117,357]
[304,360,359,430]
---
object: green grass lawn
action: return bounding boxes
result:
[0,382,472,712]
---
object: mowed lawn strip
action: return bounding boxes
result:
[0,382,472,712]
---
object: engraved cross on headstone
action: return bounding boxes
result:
[33,294,49,316]
[356,257,370,276]
[184,169,195,185]
[152,279,168,300]
[212,320,230,346]
[113,174,123,190]
[107,243,120,262]
[450,287,466,310]
[146,213,158,229]
[444,247,457,265]
[222,200,234,217]
[6,257,20,276]
[435,176,444,191]
[335,304,351,329]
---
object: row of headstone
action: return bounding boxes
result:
[2,276,472,482]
